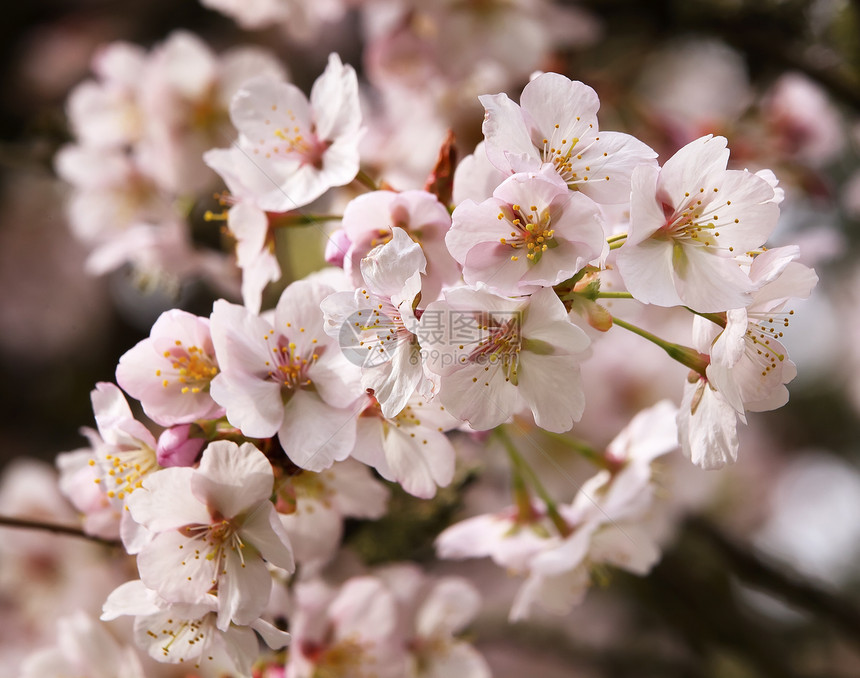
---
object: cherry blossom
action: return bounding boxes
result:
[419,285,591,432]
[102,579,289,676]
[616,135,781,312]
[480,71,657,204]
[116,309,222,427]
[447,166,606,295]
[340,189,460,303]
[20,611,145,678]
[275,459,389,569]
[126,440,294,630]
[376,564,491,678]
[204,53,362,212]
[353,394,460,499]
[209,279,362,471]
[322,226,430,418]
[286,577,407,678]
[226,201,281,314]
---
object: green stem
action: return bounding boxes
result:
[355,169,379,191]
[595,291,634,300]
[0,515,120,547]
[271,214,343,228]
[606,232,628,244]
[612,316,709,376]
[542,431,613,470]
[495,428,571,537]
[684,307,728,328]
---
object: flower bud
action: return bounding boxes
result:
[156,424,205,467]
[324,228,352,267]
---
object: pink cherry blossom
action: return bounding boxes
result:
[419,285,591,432]
[375,563,491,678]
[286,577,407,678]
[204,53,362,213]
[341,189,460,303]
[209,278,363,471]
[480,71,657,204]
[116,309,223,427]
[616,135,781,312]
[102,579,289,675]
[126,440,294,630]
[353,394,459,499]
[20,611,145,678]
[276,459,389,569]
[322,227,430,418]
[447,167,606,295]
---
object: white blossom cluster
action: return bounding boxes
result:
[29,5,826,676]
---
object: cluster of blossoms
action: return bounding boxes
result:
[36,16,822,676]
[54,31,286,288]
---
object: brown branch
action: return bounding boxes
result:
[0,515,122,548]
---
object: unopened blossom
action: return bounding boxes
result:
[116,308,222,426]
[354,394,460,499]
[616,135,781,312]
[204,53,362,212]
[286,577,407,678]
[322,227,430,418]
[156,424,206,467]
[209,278,362,472]
[480,71,657,204]
[276,459,389,569]
[126,441,294,630]
[447,167,606,295]
[20,611,145,678]
[341,189,461,303]
[419,285,591,432]
[102,579,289,675]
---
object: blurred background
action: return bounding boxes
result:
[1,1,859,676]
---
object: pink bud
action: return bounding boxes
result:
[156,424,205,467]
[324,228,352,268]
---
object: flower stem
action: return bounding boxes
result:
[595,291,634,299]
[0,515,120,547]
[612,316,709,376]
[355,169,379,191]
[541,430,613,470]
[271,214,343,228]
[684,307,728,328]
[495,428,571,537]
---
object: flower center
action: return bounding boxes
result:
[263,329,321,391]
[91,445,158,501]
[498,202,555,264]
[160,341,219,395]
[466,313,522,384]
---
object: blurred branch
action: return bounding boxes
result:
[687,516,860,650]
[0,514,120,548]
